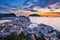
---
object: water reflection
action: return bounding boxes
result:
[30,17,60,31]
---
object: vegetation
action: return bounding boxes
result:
[0,31,46,40]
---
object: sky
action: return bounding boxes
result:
[0,0,60,13]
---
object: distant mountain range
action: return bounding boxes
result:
[0,12,60,17]
[29,14,41,17]
[28,12,60,17]
[0,13,16,17]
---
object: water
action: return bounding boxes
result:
[29,17,60,31]
[0,20,12,23]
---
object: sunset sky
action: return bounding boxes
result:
[0,0,60,13]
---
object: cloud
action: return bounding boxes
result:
[31,0,60,12]
[20,0,60,12]
[0,0,60,13]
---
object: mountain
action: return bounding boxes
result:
[0,13,16,17]
[29,14,40,17]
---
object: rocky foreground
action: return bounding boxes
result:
[0,16,60,40]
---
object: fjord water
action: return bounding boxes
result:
[29,17,60,31]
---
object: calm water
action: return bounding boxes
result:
[0,20,12,23]
[29,17,60,31]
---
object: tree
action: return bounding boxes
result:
[25,33,31,40]
[19,31,25,40]
[5,33,20,40]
